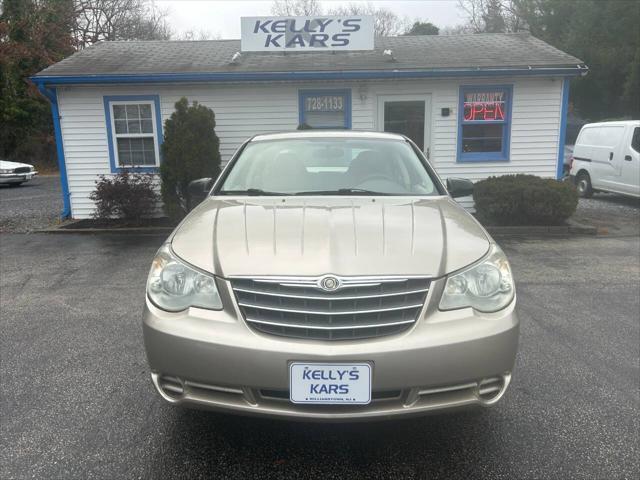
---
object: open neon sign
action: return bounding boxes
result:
[463,91,506,121]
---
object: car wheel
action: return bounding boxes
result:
[576,172,593,198]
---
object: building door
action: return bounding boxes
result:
[377,95,431,157]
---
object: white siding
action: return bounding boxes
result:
[56,77,563,218]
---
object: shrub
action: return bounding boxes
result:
[473,174,578,226]
[160,97,221,220]
[89,171,159,225]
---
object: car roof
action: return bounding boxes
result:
[581,120,640,128]
[250,131,408,142]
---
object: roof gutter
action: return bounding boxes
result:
[30,65,588,86]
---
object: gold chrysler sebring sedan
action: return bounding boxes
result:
[143,131,518,421]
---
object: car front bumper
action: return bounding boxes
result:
[143,277,519,421]
[0,172,37,184]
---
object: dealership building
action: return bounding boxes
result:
[32,17,586,218]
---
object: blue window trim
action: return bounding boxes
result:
[457,84,513,163]
[556,78,571,179]
[298,89,352,129]
[103,94,163,173]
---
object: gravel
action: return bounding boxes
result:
[573,193,640,236]
[0,176,62,233]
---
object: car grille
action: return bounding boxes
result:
[230,276,430,340]
[13,167,30,173]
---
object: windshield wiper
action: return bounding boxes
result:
[294,188,393,196]
[218,188,290,196]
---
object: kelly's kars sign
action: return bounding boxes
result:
[241,16,375,52]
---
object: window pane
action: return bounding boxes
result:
[126,104,140,119]
[127,119,141,134]
[304,111,345,128]
[383,101,425,150]
[632,128,640,152]
[113,105,126,120]
[116,137,156,166]
[114,119,128,134]
[117,138,132,164]
[139,104,152,119]
[140,119,153,134]
[462,124,503,153]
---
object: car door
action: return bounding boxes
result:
[587,125,626,191]
[619,126,640,197]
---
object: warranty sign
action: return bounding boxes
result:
[241,16,375,52]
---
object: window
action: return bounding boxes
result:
[299,90,351,129]
[104,95,162,172]
[217,137,440,196]
[632,127,640,153]
[458,86,512,162]
[578,126,625,147]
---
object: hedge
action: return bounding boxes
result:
[473,174,578,226]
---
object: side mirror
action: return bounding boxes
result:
[446,177,474,198]
[187,178,214,210]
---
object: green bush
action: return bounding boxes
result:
[89,171,159,225]
[473,174,578,226]
[160,97,221,220]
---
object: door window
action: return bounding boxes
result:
[383,101,426,150]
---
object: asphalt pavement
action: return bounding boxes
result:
[1,228,638,479]
[0,176,62,233]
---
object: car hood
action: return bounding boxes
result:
[0,160,31,169]
[171,196,490,278]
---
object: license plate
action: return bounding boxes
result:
[289,362,371,404]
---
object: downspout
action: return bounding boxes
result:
[36,83,72,219]
[556,78,571,180]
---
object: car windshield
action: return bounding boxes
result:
[217,137,441,196]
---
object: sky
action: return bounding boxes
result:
[156,0,466,39]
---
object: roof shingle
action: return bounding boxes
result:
[35,33,584,77]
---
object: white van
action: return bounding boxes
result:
[570,120,640,198]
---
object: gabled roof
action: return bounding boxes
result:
[33,33,586,83]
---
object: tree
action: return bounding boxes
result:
[271,0,322,16]
[457,0,640,120]
[160,98,221,220]
[328,3,406,36]
[72,0,172,48]
[404,21,439,36]
[458,0,524,33]
[0,0,74,164]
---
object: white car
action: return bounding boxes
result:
[569,120,640,198]
[0,160,38,186]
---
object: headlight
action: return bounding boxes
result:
[439,244,515,313]
[0,169,12,174]
[146,244,222,312]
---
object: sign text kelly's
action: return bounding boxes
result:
[241,16,375,52]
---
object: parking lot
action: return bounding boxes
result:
[0,176,61,233]
[1,181,639,479]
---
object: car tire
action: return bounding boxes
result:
[576,172,593,198]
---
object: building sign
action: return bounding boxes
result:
[463,91,506,122]
[305,94,344,112]
[241,16,374,52]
